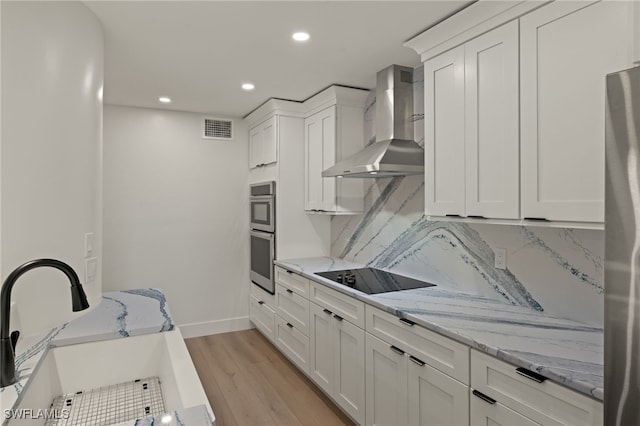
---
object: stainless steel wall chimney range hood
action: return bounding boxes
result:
[322,65,424,178]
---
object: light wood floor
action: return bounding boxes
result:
[185,329,355,426]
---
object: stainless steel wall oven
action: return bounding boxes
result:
[250,181,275,294]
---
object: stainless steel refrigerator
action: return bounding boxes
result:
[605,65,640,425]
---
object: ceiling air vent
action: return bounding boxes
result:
[202,117,233,140]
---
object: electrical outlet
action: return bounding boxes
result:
[494,248,506,269]
[85,257,98,283]
[85,232,95,257]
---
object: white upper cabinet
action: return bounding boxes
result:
[520,0,634,222]
[425,21,519,219]
[464,21,519,219]
[249,115,277,169]
[305,106,337,212]
[303,86,368,214]
[424,45,466,217]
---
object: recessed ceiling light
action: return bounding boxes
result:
[292,32,310,42]
[242,83,255,91]
[158,96,171,103]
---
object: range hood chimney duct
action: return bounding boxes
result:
[322,65,424,178]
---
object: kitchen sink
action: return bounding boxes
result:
[9,330,213,425]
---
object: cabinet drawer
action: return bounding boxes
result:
[470,390,539,426]
[310,280,365,328]
[275,266,310,297]
[250,294,275,341]
[471,350,602,426]
[275,315,310,374]
[251,282,275,306]
[275,283,310,335]
[366,305,469,384]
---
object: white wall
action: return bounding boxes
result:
[103,105,250,337]
[1,1,103,335]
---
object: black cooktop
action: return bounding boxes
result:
[314,268,436,295]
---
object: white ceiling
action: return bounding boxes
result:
[85,1,472,117]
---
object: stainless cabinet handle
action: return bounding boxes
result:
[399,318,416,326]
[409,355,425,366]
[285,270,293,274]
[516,367,547,383]
[323,309,333,315]
[257,300,264,305]
[333,314,343,321]
[286,322,294,328]
[389,345,405,356]
[472,390,496,405]
[286,289,293,294]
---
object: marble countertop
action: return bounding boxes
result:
[276,257,604,401]
[1,288,212,426]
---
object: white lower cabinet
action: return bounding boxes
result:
[275,283,310,335]
[309,301,365,424]
[249,294,276,342]
[471,392,540,426]
[365,332,469,426]
[408,359,469,426]
[274,315,309,374]
[365,333,408,426]
[470,350,603,426]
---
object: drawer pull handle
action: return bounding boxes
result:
[286,322,294,328]
[399,318,416,326]
[390,345,405,356]
[323,309,333,315]
[286,270,293,274]
[257,300,264,305]
[409,355,425,366]
[523,217,549,222]
[286,289,293,294]
[472,390,496,405]
[516,367,547,383]
[333,314,344,321]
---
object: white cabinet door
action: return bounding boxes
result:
[334,317,365,425]
[249,116,277,169]
[309,302,334,396]
[248,124,262,169]
[261,116,277,167]
[305,106,337,212]
[470,393,540,426]
[465,20,519,219]
[249,294,275,342]
[274,315,309,374]
[365,333,408,426]
[520,0,633,222]
[408,359,469,426]
[424,45,466,217]
[275,284,310,335]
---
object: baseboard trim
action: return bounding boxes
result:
[179,316,253,338]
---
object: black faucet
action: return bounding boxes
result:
[1,259,90,387]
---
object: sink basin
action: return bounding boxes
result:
[9,329,214,425]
